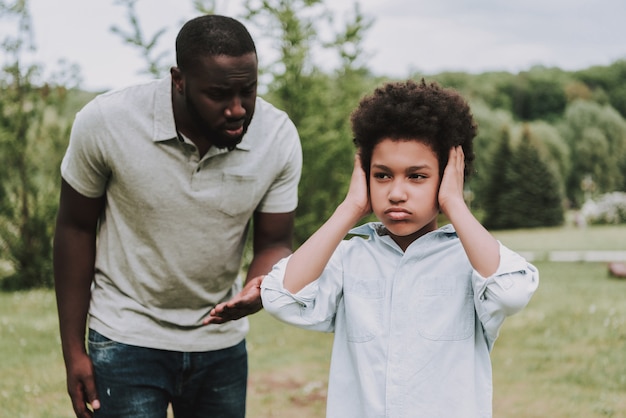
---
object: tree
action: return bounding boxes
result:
[575,59,626,118]
[243,0,376,244]
[482,126,564,229]
[524,121,570,198]
[481,127,515,229]
[0,0,79,289]
[466,100,515,214]
[560,100,626,205]
[505,70,568,121]
[110,0,173,77]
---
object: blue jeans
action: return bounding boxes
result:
[88,329,247,418]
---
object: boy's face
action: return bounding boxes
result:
[369,138,440,251]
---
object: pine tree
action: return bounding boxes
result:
[488,126,565,229]
[482,127,515,229]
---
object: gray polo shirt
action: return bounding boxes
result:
[61,77,302,351]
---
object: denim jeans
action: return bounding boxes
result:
[88,329,247,418]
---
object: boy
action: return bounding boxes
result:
[260,79,539,417]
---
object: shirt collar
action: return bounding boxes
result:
[349,222,458,253]
[153,77,177,142]
[350,222,457,236]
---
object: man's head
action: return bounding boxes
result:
[351,79,476,179]
[175,15,256,72]
[171,15,258,149]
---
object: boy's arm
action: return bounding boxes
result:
[438,146,500,278]
[283,155,371,293]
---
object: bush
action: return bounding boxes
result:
[581,192,626,224]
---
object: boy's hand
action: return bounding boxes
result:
[344,153,371,220]
[438,146,467,217]
[203,276,264,324]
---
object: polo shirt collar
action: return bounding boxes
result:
[151,76,253,152]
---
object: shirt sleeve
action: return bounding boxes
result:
[261,249,344,333]
[473,242,539,349]
[60,99,111,197]
[256,116,302,214]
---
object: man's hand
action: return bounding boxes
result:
[203,275,264,325]
[66,351,100,418]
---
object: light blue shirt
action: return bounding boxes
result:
[261,222,539,418]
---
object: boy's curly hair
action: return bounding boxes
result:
[351,79,476,179]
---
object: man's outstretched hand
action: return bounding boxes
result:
[203,275,264,325]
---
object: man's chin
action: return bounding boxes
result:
[212,135,244,150]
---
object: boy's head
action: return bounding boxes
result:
[351,79,476,179]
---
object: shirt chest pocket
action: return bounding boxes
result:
[218,172,258,217]
[415,275,475,341]
[343,276,384,343]
[192,171,258,217]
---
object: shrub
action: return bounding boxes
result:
[581,192,626,224]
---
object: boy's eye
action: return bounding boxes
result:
[372,172,390,179]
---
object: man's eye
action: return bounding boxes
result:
[241,88,256,96]
[207,90,229,100]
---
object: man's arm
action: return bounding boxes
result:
[204,210,295,324]
[53,179,105,418]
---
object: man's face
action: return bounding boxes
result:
[369,138,441,250]
[178,53,258,149]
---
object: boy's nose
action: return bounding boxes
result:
[388,180,407,202]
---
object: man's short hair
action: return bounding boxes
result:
[175,15,257,71]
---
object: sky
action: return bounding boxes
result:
[14,0,626,92]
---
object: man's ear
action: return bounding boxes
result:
[170,67,184,94]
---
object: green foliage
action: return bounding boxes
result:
[243,0,378,244]
[3,0,626,293]
[481,128,515,229]
[523,121,570,193]
[483,127,564,229]
[110,0,171,77]
[560,100,626,206]
[0,1,76,290]
[497,68,568,121]
[575,59,626,118]
[466,100,515,209]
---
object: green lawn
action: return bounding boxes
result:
[492,224,626,253]
[1,225,625,417]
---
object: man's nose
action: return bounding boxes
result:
[225,96,245,118]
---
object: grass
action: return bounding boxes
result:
[491,224,626,253]
[1,224,626,417]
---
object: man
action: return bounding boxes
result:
[53,15,302,418]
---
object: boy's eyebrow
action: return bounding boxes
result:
[406,164,433,171]
[371,163,434,172]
